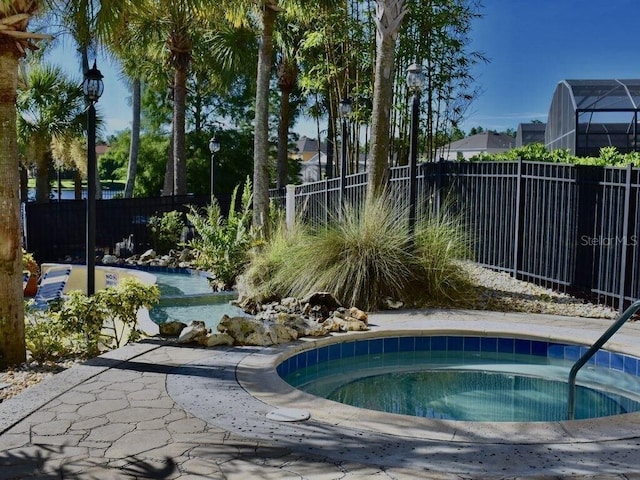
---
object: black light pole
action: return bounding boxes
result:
[83,61,104,296]
[339,97,352,210]
[208,135,220,201]
[406,63,424,239]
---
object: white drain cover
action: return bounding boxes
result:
[266,408,311,422]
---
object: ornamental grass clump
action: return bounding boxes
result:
[241,192,474,311]
[265,194,420,311]
[413,209,476,305]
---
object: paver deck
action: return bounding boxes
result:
[2,309,640,479]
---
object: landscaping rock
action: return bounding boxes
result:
[159,321,187,337]
[218,315,275,346]
[177,321,208,344]
[199,332,234,347]
[102,254,119,265]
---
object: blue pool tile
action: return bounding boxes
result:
[341,342,355,358]
[399,336,415,352]
[384,337,399,354]
[563,345,580,361]
[431,336,447,351]
[297,353,308,369]
[624,356,638,375]
[306,349,318,367]
[329,343,341,361]
[595,350,611,368]
[318,346,329,363]
[547,344,565,359]
[481,337,497,353]
[610,353,624,372]
[415,336,430,352]
[515,339,531,355]
[448,336,463,352]
[464,337,481,352]
[355,340,369,356]
[369,339,383,355]
[531,340,548,357]
[498,338,514,354]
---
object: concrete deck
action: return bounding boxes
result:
[2,309,640,479]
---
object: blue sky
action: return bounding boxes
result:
[49,0,640,138]
[464,0,640,133]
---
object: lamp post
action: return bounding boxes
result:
[83,61,104,296]
[339,97,352,210]
[208,135,220,200]
[406,63,424,238]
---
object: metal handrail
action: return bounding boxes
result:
[567,299,640,420]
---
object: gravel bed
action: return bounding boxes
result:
[0,263,619,400]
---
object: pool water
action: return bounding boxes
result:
[149,271,245,330]
[281,337,640,422]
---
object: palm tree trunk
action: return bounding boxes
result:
[0,48,26,366]
[252,4,278,236]
[173,61,188,195]
[35,142,50,203]
[276,86,291,190]
[124,77,141,198]
[367,0,407,198]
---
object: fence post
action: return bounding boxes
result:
[618,164,633,311]
[285,184,296,230]
[512,158,524,278]
[573,165,604,292]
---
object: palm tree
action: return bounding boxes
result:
[17,63,86,203]
[367,0,407,197]
[0,0,49,365]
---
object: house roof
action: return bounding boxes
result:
[447,132,515,151]
[295,136,326,155]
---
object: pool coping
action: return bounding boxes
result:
[236,308,640,445]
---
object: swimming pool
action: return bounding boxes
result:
[279,335,640,422]
[146,270,246,330]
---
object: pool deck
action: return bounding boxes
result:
[3,309,640,478]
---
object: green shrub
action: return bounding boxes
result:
[41,279,160,358]
[148,210,186,255]
[242,192,474,311]
[187,177,254,290]
[24,309,73,364]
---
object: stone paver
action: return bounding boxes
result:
[1,310,640,478]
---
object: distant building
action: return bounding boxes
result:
[437,132,515,161]
[293,136,328,182]
[516,123,546,147]
[545,79,640,156]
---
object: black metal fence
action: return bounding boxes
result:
[24,194,231,263]
[273,160,640,311]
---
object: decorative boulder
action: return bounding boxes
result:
[139,249,156,262]
[159,320,187,337]
[218,315,277,346]
[177,321,208,344]
[102,254,118,265]
[199,332,234,347]
[348,307,368,325]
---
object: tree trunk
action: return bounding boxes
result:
[163,134,174,196]
[252,4,278,236]
[173,59,188,195]
[367,0,407,198]
[0,47,26,366]
[34,141,50,203]
[276,86,290,190]
[124,77,141,198]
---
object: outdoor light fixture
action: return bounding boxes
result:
[83,61,104,104]
[339,97,352,211]
[209,135,220,199]
[339,97,352,118]
[406,62,425,93]
[406,63,424,239]
[83,60,103,296]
